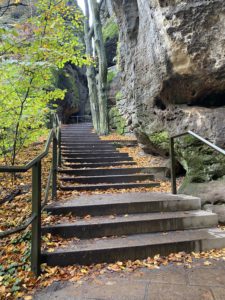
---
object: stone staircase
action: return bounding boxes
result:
[41,123,225,266]
[58,123,160,191]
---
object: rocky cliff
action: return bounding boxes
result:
[56,65,90,123]
[112,0,225,195]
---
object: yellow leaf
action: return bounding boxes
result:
[204,261,212,266]
[47,248,55,253]
[24,296,33,300]
[0,286,6,293]
[80,269,88,274]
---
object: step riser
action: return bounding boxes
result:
[58,168,152,176]
[62,140,100,142]
[60,183,160,191]
[62,144,118,147]
[61,139,101,141]
[63,158,133,163]
[62,144,115,147]
[62,146,116,150]
[61,153,130,158]
[42,214,217,239]
[60,175,154,184]
[62,150,118,154]
[41,239,218,266]
[63,162,136,168]
[45,199,201,217]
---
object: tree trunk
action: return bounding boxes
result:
[84,0,100,132]
[106,0,113,16]
[89,0,108,135]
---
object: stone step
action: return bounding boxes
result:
[62,149,118,154]
[60,182,160,191]
[61,126,93,129]
[61,142,120,145]
[45,192,201,216]
[62,140,101,143]
[41,227,225,266]
[63,157,134,163]
[42,210,217,239]
[61,153,130,158]
[61,135,98,137]
[60,174,154,184]
[58,167,154,176]
[62,140,137,144]
[63,162,137,168]
[62,145,116,150]
[61,131,94,134]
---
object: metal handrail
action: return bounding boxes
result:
[0,112,62,276]
[169,130,225,194]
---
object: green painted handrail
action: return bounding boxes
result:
[169,130,225,194]
[0,113,61,276]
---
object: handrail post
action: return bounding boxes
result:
[169,137,177,194]
[58,124,62,167]
[52,133,57,200]
[31,161,41,277]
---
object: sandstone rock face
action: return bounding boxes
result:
[112,0,225,185]
[56,65,89,123]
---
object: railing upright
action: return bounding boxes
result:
[57,121,62,167]
[52,133,58,201]
[31,161,42,276]
[169,137,177,194]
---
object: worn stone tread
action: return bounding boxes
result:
[41,228,225,266]
[63,162,137,168]
[59,174,154,184]
[42,210,218,239]
[60,182,160,191]
[45,192,201,216]
[57,167,163,176]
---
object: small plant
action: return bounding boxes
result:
[116,91,123,101]
[107,70,117,84]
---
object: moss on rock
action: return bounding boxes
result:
[148,131,169,151]
[142,130,225,185]
[115,91,123,101]
[103,16,119,42]
[109,106,126,134]
[107,69,117,84]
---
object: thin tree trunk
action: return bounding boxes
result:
[89,0,108,135]
[84,0,100,132]
[106,0,113,16]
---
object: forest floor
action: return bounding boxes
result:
[0,133,224,299]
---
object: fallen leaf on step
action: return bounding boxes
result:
[204,261,212,266]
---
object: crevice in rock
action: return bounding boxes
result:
[154,98,167,110]
[187,91,225,108]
